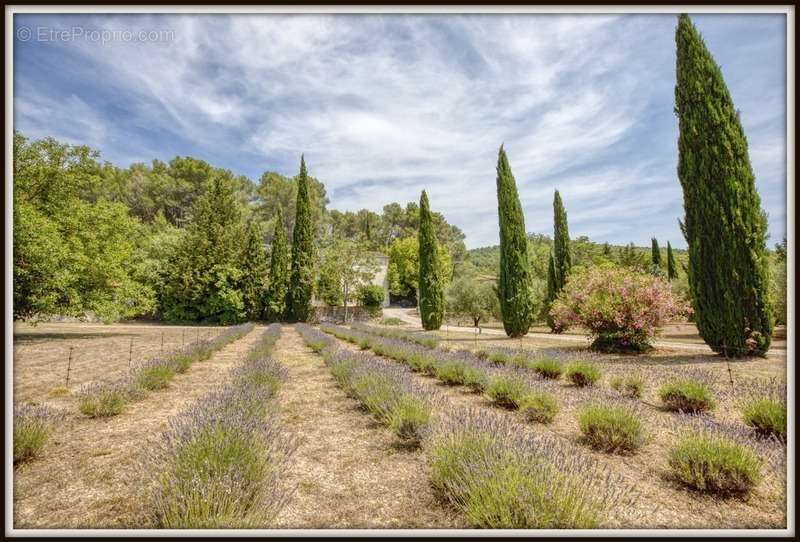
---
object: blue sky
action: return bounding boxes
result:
[13,13,787,249]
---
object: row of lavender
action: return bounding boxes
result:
[142,324,296,528]
[295,323,639,528]
[77,323,255,418]
[325,323,785,498]
[353,323,786,444]
[12,323,256,465]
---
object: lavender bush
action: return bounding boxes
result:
[144,324,294,528]
[14,404,64,464]
[424,408,639,528]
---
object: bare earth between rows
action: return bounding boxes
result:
[13,327,263,529]
[272,326,463,528]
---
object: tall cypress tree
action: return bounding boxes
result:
[418,190,444,330]
[552,190,572,292]
[495,145,534,337]
[651,238,662,266]
[675,14,772,356]
[240,221,269,320]
[265,206,290,321]
[667,241,677,280]
[544,251,558,330]
[288,156,315,322]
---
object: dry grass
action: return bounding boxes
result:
[13,322,225,408]
[12,327,260,528]
[271,326,464,529]
[335,330,787,529]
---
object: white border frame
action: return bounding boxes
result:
[4,3,795,538]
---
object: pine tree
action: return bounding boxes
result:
[651,238,662,266]
[265,206,290,321]
[161,175,246,323]
[495,145,534,337]
[667,241,677,280]
[418,190,444,330]
[240,221,269,320]
[288,155,315,322]
[675,14,773,356]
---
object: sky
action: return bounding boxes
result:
[13,12,787,250]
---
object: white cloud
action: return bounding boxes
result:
[14,13,787,248]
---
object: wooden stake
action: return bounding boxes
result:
[182,329,186,347]
[161,331,164,354]
[65,346,74,388]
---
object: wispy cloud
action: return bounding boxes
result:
[13,13,787,248]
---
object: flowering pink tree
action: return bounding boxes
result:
[550,266,692,352]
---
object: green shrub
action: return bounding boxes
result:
[428,427,602,528]
[463,367,489,393]
[463,460,599,528]
[565,362,601,387]
[354,374,397,420]
[156,424,273,528]
[742,398,786,440]
[518,392,559,424]
[668,433,762,496]
[358,284,386,315]
[531,358,563,379]
[609,375,645,398]
[658,379,715,413]
[407,352,436,374]
[388,395,431,444]
[486,376,527,408]
[173,354,194,373]
[135,363,177,391]
[78,384,131,417]
[14,405,57,463]
[381,317,404,326]
[577,405,645,453]
[435,361,466,385]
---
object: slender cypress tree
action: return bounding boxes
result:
[552,190,572,292]
[675,14,772,356]
[495,145,534,337]
[667,241,677,280]
[418,190,444,330]
[288,156,315,322]
[651,238,662,266]
[240,221,269,320]
[265,206,290,321]
[545,251,558,330]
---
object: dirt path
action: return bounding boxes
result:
[13,327,262,529]
[272,326,464,529]
[331,332,786,529]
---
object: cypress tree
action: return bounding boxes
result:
[495,145,534,337]
[545,251,558,330]
[675,14,773,356]
[265,206,290,321]
[602,242,612,257]
[667,241,677,280]
[288,155,315,322]
[240,221,269,320]
[552,190,572,292]
[651,238,662,266]
[418,190,444,330]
